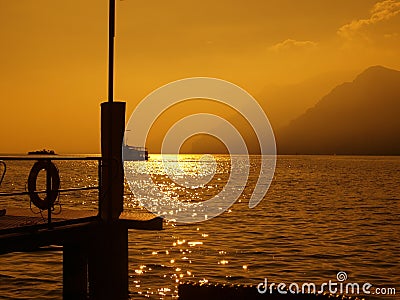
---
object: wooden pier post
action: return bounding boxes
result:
[63,243,88,300]
[86,101,128,300]
[99,101,126,222]
[88,223,129,300]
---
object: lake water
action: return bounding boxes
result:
[0,155,399,299]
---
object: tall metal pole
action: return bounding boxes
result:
[91,1,128,298]
[102,0,125,222]
[108,0,115,103]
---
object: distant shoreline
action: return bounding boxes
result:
[1,153,399,157]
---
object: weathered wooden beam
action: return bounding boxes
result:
[0,221,94,255]
[63,243,88,300]
[88,223,128,300]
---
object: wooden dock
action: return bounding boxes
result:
[0,107,162,299]
[0,207,162,300]
[0,207,162,254]
[0,93,162,299]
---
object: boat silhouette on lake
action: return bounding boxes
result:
[27,149,57,155]
[122,144,148,161]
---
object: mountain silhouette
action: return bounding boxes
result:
[277,66,400,155]
[257,69,357,130]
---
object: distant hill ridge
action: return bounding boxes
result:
[277,65,400,155]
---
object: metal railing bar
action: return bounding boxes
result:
[0,156,102,161]
[0,186,99,197]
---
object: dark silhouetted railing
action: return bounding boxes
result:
[0,155,102,227]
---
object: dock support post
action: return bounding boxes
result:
[87,101,128,300]
[88,223,129,300]
[99,101,126,221]
[63,243,88,300]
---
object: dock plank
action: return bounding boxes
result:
[0,207,163,254]
[0,207,162,232]
[0,207,98,234]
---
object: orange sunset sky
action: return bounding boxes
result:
[1,0,400,153]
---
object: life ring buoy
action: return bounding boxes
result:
[28,160,60,210]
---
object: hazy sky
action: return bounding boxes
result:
[1,0,399,153]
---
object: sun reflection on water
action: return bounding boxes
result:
[1,156,398,299]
